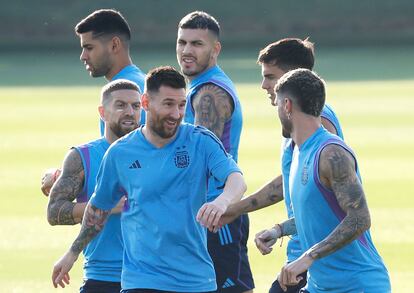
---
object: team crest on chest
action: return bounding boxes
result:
[174,146,190,168]
[301,165,309,185]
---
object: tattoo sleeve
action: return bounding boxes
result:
[47,149,85,225]
[307,145,371,260]
[70,202,110,255]
[192,83,234,138]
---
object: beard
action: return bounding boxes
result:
[109,118,139,138]
[150,116,182,139]
[179,52,212,78]
[89,62,111,77]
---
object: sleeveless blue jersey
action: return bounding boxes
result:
[90,123,241,291]
[184,65,243,201]
[100,64,146,135]
[281,104,344,262]
[74,137,123,282]
[289,127,390,292]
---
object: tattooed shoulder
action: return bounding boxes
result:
[318,144,356,190]
[192,83,234,137]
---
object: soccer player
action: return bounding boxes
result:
[176,11,254,293]
[47,79,141,292]
[51,66,247,293]
[256,68,391,292]
[41,9,146,196]
[219,38,343,293]
[75,8,146,130]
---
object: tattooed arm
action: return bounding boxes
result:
[278,144,370,289]
[47,149,86,225]
[192,83,234,138]
[306,144,370,259]
[51,202,110,288]
[219,175,284,226]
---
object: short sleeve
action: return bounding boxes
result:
[90,147,124,210]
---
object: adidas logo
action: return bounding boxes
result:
[129,160,141,169]
[222,278,235,288]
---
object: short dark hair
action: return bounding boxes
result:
[275,68,325,117]
[75,9,131,41]
[101,79,140,105]
[178,11,220,38]
[145,66,186,93]
[258,38,315,71]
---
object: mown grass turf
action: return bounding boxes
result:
[0,78,413,292]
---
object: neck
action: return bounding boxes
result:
[186,63,216,82]
[104,128,119,144]
[290,114,321,147]
[142,125,178,148]
[105,54,133,81]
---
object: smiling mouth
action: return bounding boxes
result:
[121,120,136,127]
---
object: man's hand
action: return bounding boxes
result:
[254,225,281,255]
[197,196,229,232]
[41,168,61,196]
[110,196,126,214]
[51,250,78,288]
[277,253,313,291]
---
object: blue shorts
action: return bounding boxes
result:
[79,279,121,293]
[268,271,307,293]
[207,214,254,292]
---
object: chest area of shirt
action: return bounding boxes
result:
[289,148,319,206]
[118,144,204,191]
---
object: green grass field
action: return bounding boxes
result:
[0,48,413,292]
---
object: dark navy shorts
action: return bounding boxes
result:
[268,271,307,293]
[207,214,254,292]
[79,279,121,293]
[121,289,214,293]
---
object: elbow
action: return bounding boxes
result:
[238,174,247,196]
[47,215,58,226]
[241,180,247,195]
[362,213,371,232]
[47,204,58,226]
[356,212,371,236]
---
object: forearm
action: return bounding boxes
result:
[241,175,284,213]
[306,211,370,260]
[216,172,247,207]
[48,200,83,226]
[69,202,110,256]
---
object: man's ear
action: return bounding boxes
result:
[284,97,293,115]
[110,36,122,53]
[212,40,221,60]
[141,93,149,111]
[98,105,105,120]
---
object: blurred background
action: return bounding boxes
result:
[1,0,414,85]
[1,1,413,292]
